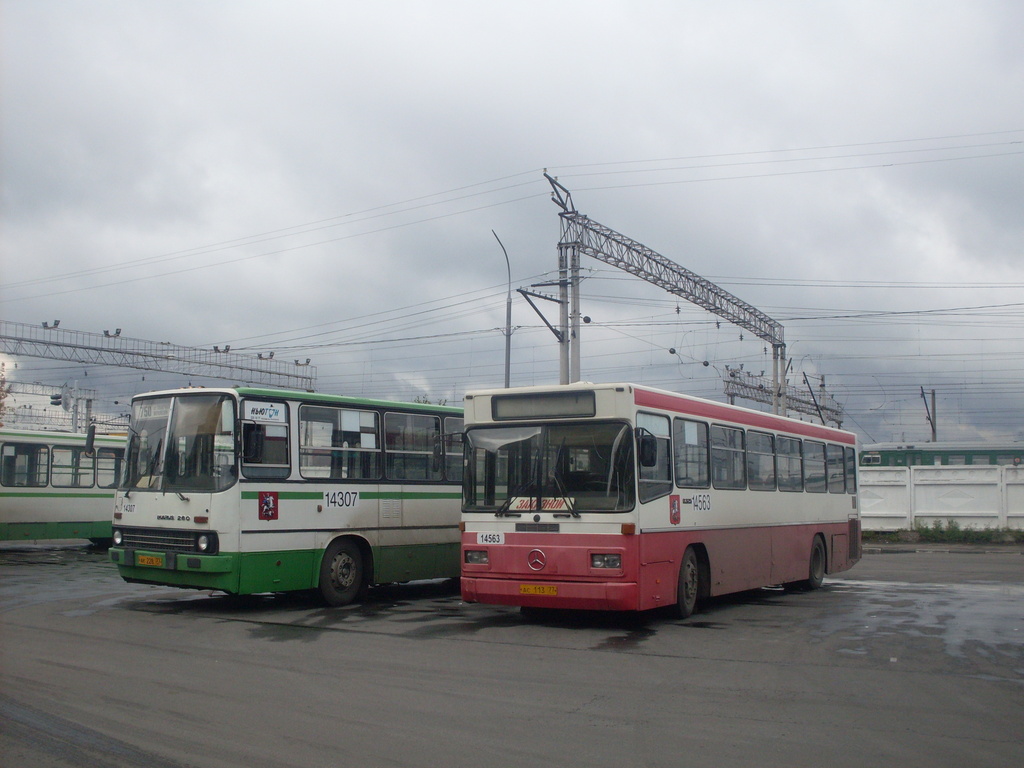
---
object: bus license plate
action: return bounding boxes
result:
[520,584,557,596]
[137,554,164,567]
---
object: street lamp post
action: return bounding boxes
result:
[492,230,512,388]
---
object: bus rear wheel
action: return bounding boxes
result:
[319,539,367,607]
[806,537,826,590]
[676,546,700,619]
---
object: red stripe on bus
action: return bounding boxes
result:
[633,387,856,445]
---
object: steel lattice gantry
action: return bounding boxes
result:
[545,172,788,414]
[0,321,317,391]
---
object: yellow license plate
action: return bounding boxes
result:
[519,584,557,596]
[137,554,164,567]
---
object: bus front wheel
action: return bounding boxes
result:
[676,547,700,619]
[319,539,368,607]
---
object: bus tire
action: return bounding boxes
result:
[676,546,700,619]
[319,538,368,607]
[806,536,826,590]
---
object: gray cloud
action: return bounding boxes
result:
[2,0,1022,443]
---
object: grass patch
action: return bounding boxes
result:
[862,522,1024,545]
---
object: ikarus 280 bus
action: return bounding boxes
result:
[110,387,463,605]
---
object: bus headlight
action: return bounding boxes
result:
[591,553,621,569]
[197,534,211,552]
[464,550,489,565]
[112,529,123,546]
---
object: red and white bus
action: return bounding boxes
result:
[460,382,860,616]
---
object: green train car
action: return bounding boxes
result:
[860,442,1024,467]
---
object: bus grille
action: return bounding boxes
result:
[119,527,196,553]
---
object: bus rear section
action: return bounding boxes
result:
[460,383,861,615]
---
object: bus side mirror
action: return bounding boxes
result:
[241,423,263,463]
[637,430,658,468]
[84,424,96,456]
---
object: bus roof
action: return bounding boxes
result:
[129,386,463,415]
[465,381,856,444]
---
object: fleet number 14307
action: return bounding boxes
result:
[324,491,359,508]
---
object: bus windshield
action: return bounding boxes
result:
[464,421,634,513]
[124,394,238,493]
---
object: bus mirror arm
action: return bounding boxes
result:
[431,438,443,473]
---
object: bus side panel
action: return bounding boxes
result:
[641,528,773,601]
[375,542,460,584]
[237,549,320,594]
[2,518,112,542]
[701,528,773,596]
[464,522,858,612]
[766,521,858,583]
[1,491,117,542]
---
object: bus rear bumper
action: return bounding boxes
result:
[461,576,640,611]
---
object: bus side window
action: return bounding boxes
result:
[826,444,846,493]
[777,436,803,492]
[746,431,776,491]
[711,425,745,490]
[1,442,49,487]
[51,446,95,488]
[299,405,381,480]
[845,446,857,493]
[673,418,709,488]
[386,412,442,482]
[804,441,826,493]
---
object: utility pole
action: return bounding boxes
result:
[921,387,937,442]
[491,231,513,388]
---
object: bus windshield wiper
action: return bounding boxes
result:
[551,437,579,518]
[551,470,579,519]
[495,479,534,517]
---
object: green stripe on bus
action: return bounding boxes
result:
[2,520,112,541]
[361,491,461,500]
[239,490,460,501]
[240,491,324,500]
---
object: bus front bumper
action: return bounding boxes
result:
[461,576,640,611]
[109,547,234,574]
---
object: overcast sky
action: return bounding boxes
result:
[2,0,1023,444]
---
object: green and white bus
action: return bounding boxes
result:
[1,427,125,544]
[109,387,464,605]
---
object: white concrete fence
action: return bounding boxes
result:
[859,465,1024,531]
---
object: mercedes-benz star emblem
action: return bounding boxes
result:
[527,549,547,571]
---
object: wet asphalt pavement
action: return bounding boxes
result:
[1,542,1022,768]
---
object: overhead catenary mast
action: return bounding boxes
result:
[545,172,788,416]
